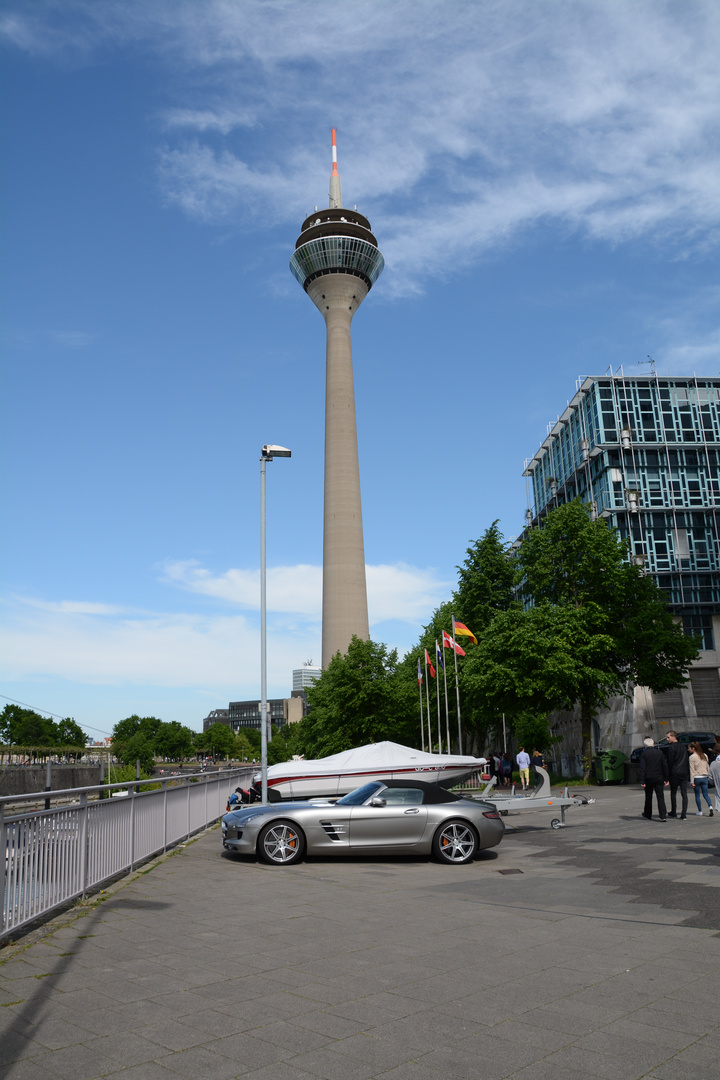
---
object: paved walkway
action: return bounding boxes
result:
[1,785,719,1080]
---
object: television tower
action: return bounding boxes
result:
[290,131,384,668]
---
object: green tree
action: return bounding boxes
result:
[296,636,416,758]
[111,715,162,770]
[466,501,699,776]
[267,722,301,765]
[195,722,235,760]
[232,731,255,760]
[154,721,194,760]
[0,705,57,746]
[404,524,518,755]
[455,521,516,632]
[56,718,87,747]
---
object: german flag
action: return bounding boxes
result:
[453,619,478,645]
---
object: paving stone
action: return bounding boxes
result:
[3,789,720,1079]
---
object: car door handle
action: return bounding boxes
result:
[404,808,420,814]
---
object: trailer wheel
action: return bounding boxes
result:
[550,818,562,829]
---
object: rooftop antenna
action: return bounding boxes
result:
[329,128,342,209]
[639,355,656,374]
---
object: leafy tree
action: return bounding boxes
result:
[111,715,162,771]
[56,718,87,747]
[0,705,57,746]
[154,721,194,760]
[455,521,516,632]
[267,722,301,765]
[466,501,699,776]
[195,722,235,759]
[296,636,416,758]
[232,731,255,760]
[405,524,518,755]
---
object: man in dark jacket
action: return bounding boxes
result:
[639,737,669,821]
[665,730,690,820]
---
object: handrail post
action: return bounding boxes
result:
[0,805,5,934]
[162,780,168,853]
[79,792,89,899]
[186,777,190,840]
[130,784,136,871]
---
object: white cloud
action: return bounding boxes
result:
[160,558,449,624]
[4,1,719,290]
[0,556,449,695]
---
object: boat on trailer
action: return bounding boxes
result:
[253,741,487,801]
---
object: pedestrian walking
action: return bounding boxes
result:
[710,754,720,814]
[531,749,545,787]
[639,737,669,821]
[516,747,531,790]
[501,752,513,788]
[689,741,714,817]
[665,730,690,820]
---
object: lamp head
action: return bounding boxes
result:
[262,444,292,458]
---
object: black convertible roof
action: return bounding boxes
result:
[379,779,462,804]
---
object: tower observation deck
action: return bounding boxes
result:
[290,131,384,668]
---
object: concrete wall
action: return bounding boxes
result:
[0,766,102,797]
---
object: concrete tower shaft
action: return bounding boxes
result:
[307,274,370,667]
[289,132,384,668]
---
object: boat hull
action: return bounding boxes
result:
[254,763,480,800]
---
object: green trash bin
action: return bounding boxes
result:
[594,749,627,783]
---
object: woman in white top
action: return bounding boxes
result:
[689,742,713,817]
[710,754,720,814]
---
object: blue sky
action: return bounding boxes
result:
[2,0,719,738]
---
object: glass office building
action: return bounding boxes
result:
[523,374,720,766]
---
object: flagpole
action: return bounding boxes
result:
[451,615,463,754]
[424,652,432,752]
[435,641,443,755]
[418,658,425,752]
[442,649,451,752]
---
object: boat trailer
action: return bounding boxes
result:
[467,767,595,828]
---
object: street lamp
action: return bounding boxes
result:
[260,444,291,804]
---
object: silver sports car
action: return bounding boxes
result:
[221,779,505,865]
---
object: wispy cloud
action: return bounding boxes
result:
[4,1,719,292]
[0,558,448,693]
[160,559,449,624]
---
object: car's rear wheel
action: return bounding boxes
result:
[257,820,305,865]
[432,820,478,864]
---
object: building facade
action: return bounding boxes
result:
[523,373,720,771]
[202,696,306,734]
[292,664,322,692]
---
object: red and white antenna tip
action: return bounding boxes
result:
[331,128,338,175]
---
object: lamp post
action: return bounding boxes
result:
[259,444,291,804]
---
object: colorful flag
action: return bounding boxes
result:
[417,658,423,685]
[453,619,477,645]
[425,648,435,678]
[435,639,445,669]
[442,629,466,657]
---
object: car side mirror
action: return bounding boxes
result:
[370,797,386,807]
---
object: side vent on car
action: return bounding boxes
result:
[320,821,346,842]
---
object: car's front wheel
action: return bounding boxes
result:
[432,820,478,864]
[257,820,305,865]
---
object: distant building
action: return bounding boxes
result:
[292,663,322,692]
[523,373,720,773]
[202,696,306,733]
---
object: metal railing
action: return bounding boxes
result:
[1,768,250,941]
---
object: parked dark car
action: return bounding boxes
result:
[630,731,717,765]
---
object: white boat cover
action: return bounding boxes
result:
[267,741,484,779]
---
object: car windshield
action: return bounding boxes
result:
[336,782,384,806]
